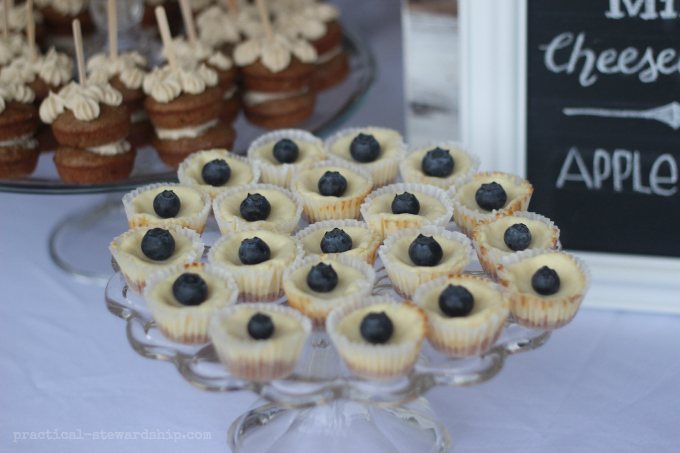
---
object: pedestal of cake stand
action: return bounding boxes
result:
[229,398,451,453]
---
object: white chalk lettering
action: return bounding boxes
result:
[605,0,659,19]
[593,149,612,189]
[650,154,679,195]
[556,147,594,189]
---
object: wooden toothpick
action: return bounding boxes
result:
[72,19,86,85]
[3,0,9,40]
[255,0,274,43]
[227,0,238,16]
[155,6,178,71]
[27,0,37,61]
[178,0,197,45]
[108,0,117,60]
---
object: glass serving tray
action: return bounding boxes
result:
[0,29,375,195]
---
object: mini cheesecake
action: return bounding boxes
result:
[0,82,40,178]
[209,303,312,381]
[291,160,373,223]
[40,82,135,184]
[234,33,318,128]
[360,183,454,240]
[326,295,428,380]
[450,172,534,237]
[177,148,260,199]
[378,226,473,299]
[325,127,405,188]
[400,143,479,189]
[295,219,382,265]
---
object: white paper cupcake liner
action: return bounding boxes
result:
[212,183,304,235]
[448,172,534,237]
[378,226,475,300]
[122,183,212,234]
[247,129,326,188]
[413,275,509,358]
[294,219,382,265]
[282,255,376,324]
[324,126,406,188]
[326,295,428,380]
[360,182,454,240]
[177,150,261,199]
[207,232,304,302]
[109,225,205,295]
[472,211,561,282]
[290,159,374,223]
[399,141,480,189]
[209,303,312,381]
[143,263,239,344]
[496,249,591,331]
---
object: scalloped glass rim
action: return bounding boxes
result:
[105,264,551,410]
[0,28,376,195]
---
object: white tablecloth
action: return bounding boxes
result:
[2,2,680,452]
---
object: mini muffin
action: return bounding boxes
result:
[400,142,479,189]
[360,183,454,240]
[234,33,318,128]
[291,160,373,223]
[209,303,312,381]
[283,255,375,325]
[379,226,473,299]
[0,82,40,178]
[87,52,151,148]
[208,229,303,301]
[450,172,534,237]
[109,225,204,294]
[497,249,590,331]
[39,82,135,184]
[414,275,509,358]
[213,183,303,235]
[325,127,405,188]
[142,64,235,168]
[295,219,382,265]
[123,183,211,233]
[177,148,260,199]
[34,0,94,36]
[472,212,560,281]
[247,129,326,187]
[326,295,428,380]
[276,2,348,91]
[144,263,238,344]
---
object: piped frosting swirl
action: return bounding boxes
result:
[8,47,74,87]
[196,6,241,47]
[39,81,123,123]
[0,34,30,66]
[233,34,317,73]
[160,37,233,71]
[142,64,218,103]
[35,0,89,17]
[86,51,148,90]
[0,82,36,114]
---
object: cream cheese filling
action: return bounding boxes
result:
[404,146,473,181]
[477,216,558,254]
[288,260,364,300]
[336,303,424,345]
[316,45,343,65]
[0,134,38,149]
[87,139,131,156]
[183,151,255,189]
[118,228,196,266]
[150,269,233,311]
[329,128,402,166]
[220,307,303,344]
[243,87,308,107]
[296,165,371,201]
[455,174,528,212]
[130,186,206,219]
[212,230,298,271]
[420,278,503,323]
[503,253,586,301]
[252,138,325,166]
[218,189,298,226]
[155,119,218,140]
[365,191,447,221]
[223,85,238,100]
[388,234,469,271]
[301,226,375,255]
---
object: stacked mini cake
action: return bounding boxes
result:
[0,78,40,178]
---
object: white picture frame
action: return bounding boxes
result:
[458,0,680,313]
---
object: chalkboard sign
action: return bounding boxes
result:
[526,0,680,257]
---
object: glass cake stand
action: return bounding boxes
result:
[0,29,375,285]
[105,249,552,453]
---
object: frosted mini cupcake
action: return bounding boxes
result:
[144,263,238,344]
[400,142,479,189]
[325,126,405,188]
[210,303,312,381]
[247,129,326,188]
[177,148,260,199]
[213,183,303,234]
[360,183,454,240]
[414,275,508,358]
[208,229,303,301]
[123,183,211,234]
[295,219,381,265]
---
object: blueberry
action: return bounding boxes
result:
[247,313,274,340]
[531,266,561,296]
[318,171,347,197]
[408,234,443,267]
[391,192,420,215]
[306,263,338,293]
[172,273,208,306]
[349,133,381,163]
[475,182,507,212]
[421,147,454,177]
[240,193,271,222]
[438,285,474,317]
[141,228,175,261]
[202,159,231,187]
[273,138,299,164]
[504,223,532,252]
[320,228,353,254]
[360,312,394,344]
[238,237,271,265]
[153,190,181,218]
